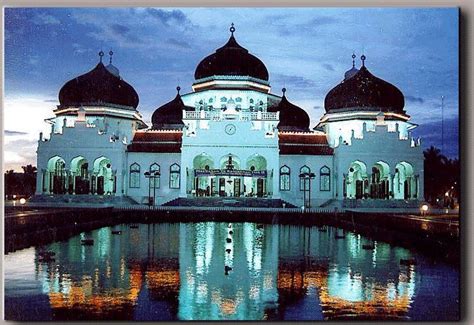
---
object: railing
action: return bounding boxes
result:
[183,110,278,121]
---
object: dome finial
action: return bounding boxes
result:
[230,22,235,36]
[176,85,181,94]
[98,50,104,63]
[109,50,113,64]
[282,87,287,96]
[361,54,366,67]
[352,52,356,68]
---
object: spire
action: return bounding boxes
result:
[176,86,181,95]
[282,87,287,97]
[352,52,356,68]
[109,50,113,64]
[361,54,366,67]
[98,50,104,63]
[230,22,235,36]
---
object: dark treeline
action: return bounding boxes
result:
[424,146,459,207]
[4,165,37,199]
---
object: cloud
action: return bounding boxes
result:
[273,74,316,90]
[145,8,189,26]
[166,38,192,49]
[33,13,61,25]
[322,63,335,71]
[5,130,28,136]
[406,95,424,104]
[44,99,59,103]
[110,23,130,36]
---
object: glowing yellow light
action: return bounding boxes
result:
[421,204,429,212]
[19,198,26,205]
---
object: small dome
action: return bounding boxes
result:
[151,88,189,130]
[59,60,139,109]
[324,59,405,114]
[194,26,269,81]
[344,67,359,80]
[106,63,120,77]
[271,89,310,132]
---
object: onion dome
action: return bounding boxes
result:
[194,24,269,81]
[344,53,359,80]
[151,87,190,130]
[273,88,310,132]
[58,51,139,109]
[324,55,405,114]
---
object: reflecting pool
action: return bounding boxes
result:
[4,222,459,321]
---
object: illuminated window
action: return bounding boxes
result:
[129,163,140,188]
[320,166,331,191]
[150,163,160,189]
[300,165,310,191]
[170,163,180,189]
[280,165,290,191]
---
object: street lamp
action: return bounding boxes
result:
[144,170,160,207]
[299,172,315,209]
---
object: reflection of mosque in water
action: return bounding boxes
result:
[37,223,418,320]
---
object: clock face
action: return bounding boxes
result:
[225,124,236,135]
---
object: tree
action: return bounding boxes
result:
[423,146,459,205]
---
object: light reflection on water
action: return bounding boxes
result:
[4,222,459,321]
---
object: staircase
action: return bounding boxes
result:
[163,197,297,208]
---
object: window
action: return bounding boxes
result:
[236,97,242,102]
[150,163,160,189]
[170,163,180,189]
[280,165,290,191]
[129,163,140,188]
[320,166,331,191]
[221,96,227,102]
[209,98,213,103]
[300,165,310,191]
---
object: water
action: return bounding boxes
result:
[4,222,459,321]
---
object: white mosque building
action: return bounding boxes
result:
[34,25,424,209]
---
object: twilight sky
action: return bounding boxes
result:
[3,7,459,171]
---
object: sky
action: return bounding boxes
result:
[3,7,459,172]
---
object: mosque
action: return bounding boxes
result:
[34,25,424,209]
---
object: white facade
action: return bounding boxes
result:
[35,30,425,209]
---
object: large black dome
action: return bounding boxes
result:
[194,26,269,81]
[59,58,139,109]
[324,58,405,114]
[270,89,310,132]
[151,88,190,130]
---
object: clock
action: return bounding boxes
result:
[225,124,236,135]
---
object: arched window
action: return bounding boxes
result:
[300,165,310,191]
[129,163,140,188]
[220,96,227,102]
[150,163,160,189]
[170,163,180,189]
[280,165,290,191]
[320,166,331,191]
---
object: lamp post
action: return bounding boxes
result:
[299,172,315,209]
[144,171,160,207]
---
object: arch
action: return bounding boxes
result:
[280,165,290,191]
[46,156,66,194]
[170,163,180,189]
[299,165,311,191]
[70,156,90,194]
[149,163,160,189]
[246,154,267,171]
[370,161,391,199]
[92,156,115,195]
[193,153,215,169]
[394,161,415,199]
[220,154,241,170]
[345,161,368,199]
[129,162,140,188]
[320,165,331,192]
